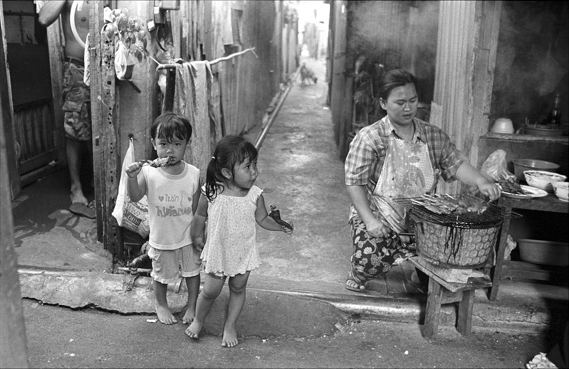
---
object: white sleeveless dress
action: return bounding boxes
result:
[201,185,263,277]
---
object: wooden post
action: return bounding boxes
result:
[90,2,121,254]
[0,17,29,367]
[0,1,21,199]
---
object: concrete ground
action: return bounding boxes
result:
[10,57,569,367]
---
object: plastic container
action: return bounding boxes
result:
[524,170,566,192]
[518,239,569,266]
[512,159,560,181]
[491,118,514,134]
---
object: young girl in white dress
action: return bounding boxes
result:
[185,135,293,347]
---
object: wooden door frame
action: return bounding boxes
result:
[0,0,22,199]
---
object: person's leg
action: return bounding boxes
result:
[182,274,200,324]
[148,247,178,324]
[346,215,399,292]
[154,280,177,324]
[186,273,225,339]
[222,271,250,348]
[67,138,88,205]
[181,245,202,324]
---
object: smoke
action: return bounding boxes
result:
[491,1,568,126]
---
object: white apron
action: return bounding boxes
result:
[370,132,436,233]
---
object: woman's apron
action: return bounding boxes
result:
[370,133,437,234]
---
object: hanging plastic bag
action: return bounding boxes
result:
[480,149,516,182]
[114,41,135,80]
[112,138,149,238]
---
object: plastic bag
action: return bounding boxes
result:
[480,149,516,182]
[112,138,149,238]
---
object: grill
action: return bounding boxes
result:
[395,194,511,269]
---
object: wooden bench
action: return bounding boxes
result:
[410,256,492,339]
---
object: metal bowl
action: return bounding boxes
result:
[512,159,560,181]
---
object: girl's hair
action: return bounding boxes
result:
[151,112,193,142]
[204,135,258,201]
[377,69,417,101]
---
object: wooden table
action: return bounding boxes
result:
[489,194,569,301]
[410,256,492,339]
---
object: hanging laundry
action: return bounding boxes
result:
[173,61,217,180]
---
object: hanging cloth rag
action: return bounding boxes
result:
[173,61,217,178]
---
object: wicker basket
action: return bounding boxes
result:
[410,211,502,269]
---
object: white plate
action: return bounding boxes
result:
[502,185,548,199]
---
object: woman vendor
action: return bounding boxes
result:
[344,69,501,292]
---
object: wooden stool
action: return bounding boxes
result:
[410,256,492,339]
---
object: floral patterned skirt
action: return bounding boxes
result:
[349,214,416,282]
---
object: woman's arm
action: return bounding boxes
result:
[255,194,293,234]
[346,185,390,238]
[455,162,501,201]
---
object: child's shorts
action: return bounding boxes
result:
[148,245,201,284]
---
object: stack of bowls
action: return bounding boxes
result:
[491,118,514,134]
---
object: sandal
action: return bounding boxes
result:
[345,271,367,293]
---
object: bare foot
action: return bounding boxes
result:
[155,305,177,325]
[221,327,239,348]
[70,186,88,205]
[182,308,195,325]
[185,320,201,340]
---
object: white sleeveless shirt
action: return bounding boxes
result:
[142,162,200,250]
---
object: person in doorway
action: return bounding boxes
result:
[39,0,94,217]
[125,112,202,325]
[344,69,501,293]
[185,135,293,347]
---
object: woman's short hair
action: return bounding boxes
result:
[377,69,417,101]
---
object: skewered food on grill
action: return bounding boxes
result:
[410,194,488,215]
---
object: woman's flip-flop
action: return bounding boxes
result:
[345,271,367,293]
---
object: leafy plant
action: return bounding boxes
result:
[103,7,148,62]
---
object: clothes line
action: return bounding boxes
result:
[155,47,258,72]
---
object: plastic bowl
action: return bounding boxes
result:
[552,182,569,202]
[523,170,567,192]
[491,118,514,134]
[512,159,560,181]
[518,239,569,266]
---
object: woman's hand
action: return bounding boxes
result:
[365,217,391,239]
[478,180,502,201]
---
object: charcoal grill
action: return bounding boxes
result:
[395,194,514,268]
